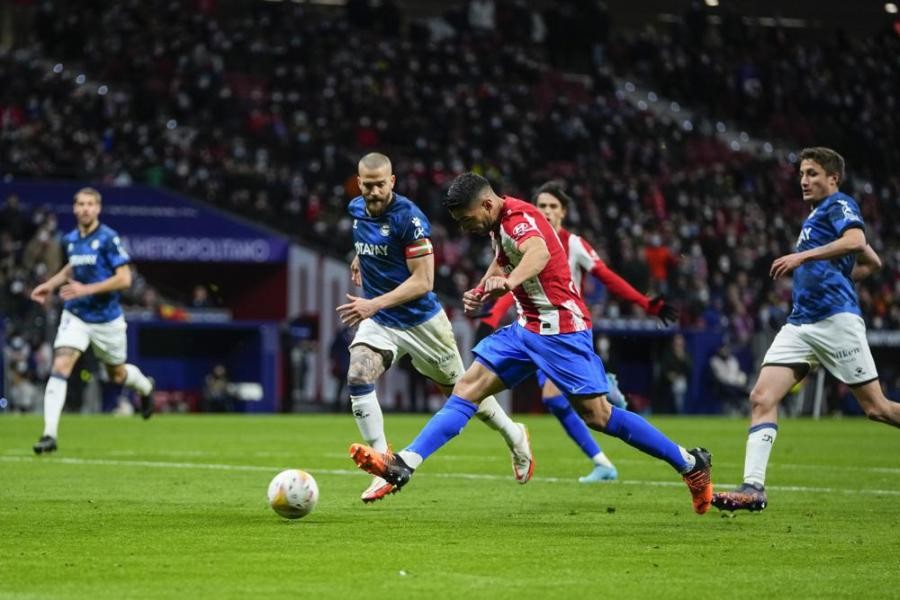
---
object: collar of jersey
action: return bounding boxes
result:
[77,223,102,240]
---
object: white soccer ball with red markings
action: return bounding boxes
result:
[267,469,319,519]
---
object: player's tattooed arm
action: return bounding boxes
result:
[346,344,390,385]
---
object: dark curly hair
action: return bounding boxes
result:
[444,172,491,210]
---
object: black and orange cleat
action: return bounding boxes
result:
[349,443,413,489]
[682,447,713,514]
[712,483,768,512]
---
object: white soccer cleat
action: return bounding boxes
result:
[360,475,396,503]
[510,422,535,484]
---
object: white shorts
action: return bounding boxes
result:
[350,310,465,387]
[54,310,128,366]
[762,312,878,385]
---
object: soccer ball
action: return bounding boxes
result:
[267,469,319,519]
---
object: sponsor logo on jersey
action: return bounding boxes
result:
[355,241,390,256]
[69,254,98,266]
[796,227,812,247]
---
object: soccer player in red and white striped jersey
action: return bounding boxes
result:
[478,181,676,482]
[350,173,714,515]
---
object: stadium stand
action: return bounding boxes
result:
[2,0,898,410]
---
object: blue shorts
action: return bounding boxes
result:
[473,324,608,397]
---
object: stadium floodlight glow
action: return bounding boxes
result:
[705,0,719,6]
[886,3,898,13]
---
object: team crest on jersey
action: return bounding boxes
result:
[91,240,100,250]
[353,219,358,229]
[512,223,532,239]
[380,223,391,236]
[68,243,74,252]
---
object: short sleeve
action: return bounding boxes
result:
[828,197,865,236]
[105,234,131,269]
[502,211,543,248]
[399,206,433,259]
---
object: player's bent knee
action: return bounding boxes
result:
[748,386,777,411]
[107,365,127,385]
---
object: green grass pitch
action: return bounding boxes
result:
[1,414,899,599]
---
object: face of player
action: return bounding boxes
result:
[535,193,566,230]
[799,159,838,204]
[358,164,396,217]
[73,192,101,231]
[449,200,493,235]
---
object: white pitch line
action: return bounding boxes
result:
[3,455,900,497]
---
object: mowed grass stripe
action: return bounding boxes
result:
[5,454,899,497]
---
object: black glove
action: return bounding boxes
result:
[648,296,678,326]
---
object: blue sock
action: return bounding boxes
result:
[405,395,478,462]
[543,394,602,460]
[604,406,690,472]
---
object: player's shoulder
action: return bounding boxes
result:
[833,191,860,208]
[97,223,121,240]
[62,228,79,243]
[389,194,429,222]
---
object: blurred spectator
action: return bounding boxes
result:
[709,341,749,415]
[202,363,234,413]
[656,333,692,414]
[191,284,211,308]
[8,360,40,412]
[329,325,353,409]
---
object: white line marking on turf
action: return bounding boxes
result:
[3,455,900,497]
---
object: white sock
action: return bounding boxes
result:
[351,390,388,452]
[475,395,524,448]
[397,450,423,469]
[123,364,153,395]
[743,424,778,487]
[679,447,696,473]
[591,452,615,469]
[42,376,68,438]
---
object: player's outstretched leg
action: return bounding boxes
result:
[475,396,534,483]
[543,393,617,482]
[349,395,479,490]
[577,398,713,513]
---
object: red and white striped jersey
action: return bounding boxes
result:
[490,197,590,335]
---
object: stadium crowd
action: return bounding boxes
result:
[3,0,899,409]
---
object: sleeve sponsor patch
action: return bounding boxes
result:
[404,238,433,259]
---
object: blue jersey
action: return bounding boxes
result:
[788,192,864,325]
[349,193,441,329]
[62,224,131,323]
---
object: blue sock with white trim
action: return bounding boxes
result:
[603,406,692,473]
[403,395,478,464]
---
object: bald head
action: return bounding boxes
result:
[358,152,392,173]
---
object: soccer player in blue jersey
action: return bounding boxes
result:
[336,154,533,503]
[30,188,155,454]
[349,172,714,514]
[713,147,900,512]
